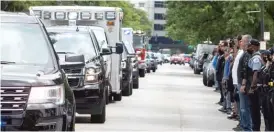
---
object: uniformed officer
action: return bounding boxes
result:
[258,50,270,131]
[265,47,274,130]
[245,39,263,131]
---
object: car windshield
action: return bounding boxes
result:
[133,35,143,49]
[0,23,54,66]
[92,29,108,49]
[48,32,96,61]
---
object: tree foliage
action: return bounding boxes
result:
[166,1,274,46]
[1,1,151,32]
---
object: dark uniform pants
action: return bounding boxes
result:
[260,88,274,131]
[249,90,261,131]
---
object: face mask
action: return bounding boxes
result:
[247,49,253,54]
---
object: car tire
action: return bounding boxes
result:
[90,104,106,123]
[207,80,214,87]
[203,72,207,86]
[129,81,133,95]
[122,82,131,96]
[152,68,156,72]
[113,92,122,101]
[105,86,109,104]
[133,78,139,89]
[147,68,151,73]
[139,69,145,77]
[194,67,200,74]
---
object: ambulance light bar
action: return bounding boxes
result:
[55,12,66,20]
[33,10,41,18]
[43,11,51,19]
[105,11,115,20]
[68,12,78,20]
[81,12,91,20]
[95,12,103,20]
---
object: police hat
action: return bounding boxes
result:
[269,46,274,55]
[249,39,260,46]
[262,50,271,55]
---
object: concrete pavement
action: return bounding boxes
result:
[76,64,238,131]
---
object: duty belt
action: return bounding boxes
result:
[257,84,271,93]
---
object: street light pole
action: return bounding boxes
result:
[260,1,265,41]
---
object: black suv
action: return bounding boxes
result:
[46,26,123,123]
[121,41,136,96]
[0,12,76,131]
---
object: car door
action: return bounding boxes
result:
[89,31,105,81]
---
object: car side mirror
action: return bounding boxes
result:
[115,43,123,54]
[100,47,112,56]
[60,54,85,69]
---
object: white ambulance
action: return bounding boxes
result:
[29,6,124,101]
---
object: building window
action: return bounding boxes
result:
[154,24,165,31]
[154,1,166,8]
[154,13,165,20]
[139,2,145,7]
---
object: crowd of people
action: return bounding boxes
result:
[211,34,274,131]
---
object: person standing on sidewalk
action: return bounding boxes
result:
[244,39,263,131]
[216,41,228,107]
[238,34,253,131]
[230,35,243,130]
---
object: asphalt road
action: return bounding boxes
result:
[75,64,238,131]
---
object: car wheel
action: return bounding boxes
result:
[105,86,109,104]
[129,81,133,95]
[147,68,151,73]
[139,69,145,77]
[207,80,214,87]
[203,72,207,86]
[194,67,200,74]
[113,92,122,101]
[152,68,156,72]
[90,104,106,123]
[122,82,131,96]
[133,78,139,89]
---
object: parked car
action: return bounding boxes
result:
[47,26,123,123]
[0,12,76,131]
[170,55,182,65]
[179,54,185,65]
[184,54,191,63]
[193,44,217,74]
[202,54,215,87]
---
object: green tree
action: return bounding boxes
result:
[1,1,152,32]
[166,1,274,46]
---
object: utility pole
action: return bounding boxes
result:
[260,1,265,41]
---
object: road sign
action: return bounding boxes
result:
[260,41,266,50]
[264,32,270,41]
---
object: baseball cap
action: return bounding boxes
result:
[248,39,260,46]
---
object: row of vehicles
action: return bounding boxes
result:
[169,54,191,65]
[0,6,160,131]
[189,44,217,87]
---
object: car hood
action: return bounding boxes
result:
[1,65,61,87]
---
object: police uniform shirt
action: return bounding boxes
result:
[248,51,263,72]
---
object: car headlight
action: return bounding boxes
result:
[85,68,100,83]
[121,61,126,69]
[28,85,64,105]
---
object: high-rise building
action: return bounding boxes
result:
[129,0,167,37]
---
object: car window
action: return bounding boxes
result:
[1,23,54,67]
[123,41,135,54]
[92,29,108,49]
[48,32,96,61]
